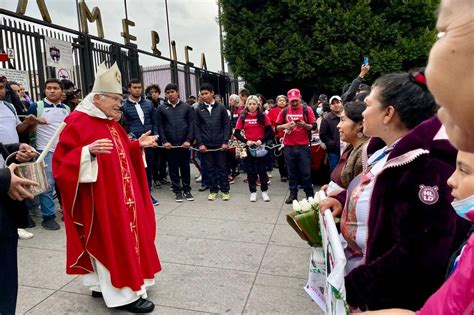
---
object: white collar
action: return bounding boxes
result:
[128,96,141,104]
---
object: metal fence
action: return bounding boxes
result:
[0,8,238,103]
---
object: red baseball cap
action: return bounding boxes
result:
[287,88,301,102]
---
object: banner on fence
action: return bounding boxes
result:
[45,36,73,70]
[0,68,30,91]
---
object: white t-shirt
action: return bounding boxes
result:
[0,100,20,144]
[0,101,21,165]
[36,101,69,152]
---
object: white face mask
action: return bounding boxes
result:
[451,195,474,222]
[316,107,323,116]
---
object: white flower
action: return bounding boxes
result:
[300,198,312,212]
[292,200,302,211]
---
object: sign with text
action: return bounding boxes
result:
[44,36,73,70]
[0,68,30,91]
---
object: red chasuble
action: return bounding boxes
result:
[53,111,161,291]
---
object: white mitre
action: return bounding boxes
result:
[92,62,123,95]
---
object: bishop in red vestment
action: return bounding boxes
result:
[53,63,161,313]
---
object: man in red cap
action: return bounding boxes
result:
[276,88,317,204]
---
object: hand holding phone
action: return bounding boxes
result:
[363,56,369,65]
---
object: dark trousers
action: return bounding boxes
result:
[204,150,230,193]
[165,148,191,194]
[283,146,313,197]
[0,233,18,315]
[153,148,168,181]
[276,151,288,178]
[151,147,160,182]
[226,151,238,176]
[264,150,273,172]
[246,154,268,193]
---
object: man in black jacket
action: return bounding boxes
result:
[122,79,158,206]
[0,143,37,315]
[319,95,343,173]
[194,83,231,201]
[157,83,194,202]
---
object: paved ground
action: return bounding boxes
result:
[17,170,323,314]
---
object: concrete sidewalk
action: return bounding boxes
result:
[17,172,322,314]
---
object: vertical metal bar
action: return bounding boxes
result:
[18,22,28,71]
[35,26,46,98]
[164,0,172,58]
[27,24,37,100]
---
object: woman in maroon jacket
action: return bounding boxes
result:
[320,70,469,311]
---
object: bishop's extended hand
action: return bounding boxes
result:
[139,131,158,148]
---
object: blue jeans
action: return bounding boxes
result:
[38,150,56,219]
[327,153,340,174]
[283,146,313,197]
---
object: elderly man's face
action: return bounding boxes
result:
[94,93,124,119]
[425,0,474,151]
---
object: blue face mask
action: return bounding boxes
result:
[451,195,474,222]
[316,108,323,116]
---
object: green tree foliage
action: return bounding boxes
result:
[221,0,439,100]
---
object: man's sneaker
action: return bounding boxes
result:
[151,196,159,206]
[267,172,273,178]
[208,192,218,201]
[175,193,184,203]
[184,192,194,201]
[281,177,288,182]
[199,185,209,192]
[196,175,202,183]
[228,176,235,184]
[262,191,270,202]
[42,217,60,230]
[18,228,34,239]
[285,193,298,205]
[222,192,230,201]
[256,179,261,186]
[249,192,257,202]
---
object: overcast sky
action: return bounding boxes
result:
[0,0,225,72]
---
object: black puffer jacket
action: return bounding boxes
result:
[194,102,230,149]
[156,100,194,146]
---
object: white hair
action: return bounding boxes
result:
[229,94,240,103]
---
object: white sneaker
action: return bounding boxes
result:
[196,175,202,183]
[262,191,270,202]
[18,228,34,240]
[250,192,257,202]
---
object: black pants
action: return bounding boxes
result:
[276,151,288,178]
[150,147,160,182]
[226,151,238,176]
[283,146,313,197]
[165,148,191,194]
[0,233,18,315]
[246,154,268,193]
[205,150,230,193]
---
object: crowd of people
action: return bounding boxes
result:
[0,0,472,313]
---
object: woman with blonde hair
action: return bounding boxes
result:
[234,95,273,202]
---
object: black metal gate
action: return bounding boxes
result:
[0,8,237,104]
